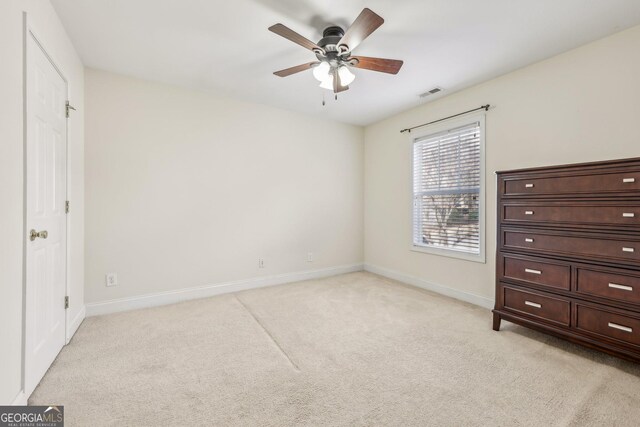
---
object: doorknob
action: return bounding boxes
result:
[29,229,48,241]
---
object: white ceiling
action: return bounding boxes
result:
[51,0,640,126]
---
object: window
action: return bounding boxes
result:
[411,115,485,262]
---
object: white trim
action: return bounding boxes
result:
[409,112,486,263]
[364,263,494,309]
[11,390,27,406]
[86,263,364,316]
[410,244,485,263]
[66,306,85,344]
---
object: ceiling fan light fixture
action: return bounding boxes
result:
[318,74,334,90]
[312,61,331,82]
[269,8,403,95]
[338,66,355,86]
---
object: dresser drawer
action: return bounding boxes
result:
[502,171,640,197]
[502,285,571,327]
[576,304,640,347]
[503,229,640,264]
[501,254,570,291]
[502,203,640,227]
[576,268,640,305]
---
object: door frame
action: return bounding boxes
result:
[22,13,71,398]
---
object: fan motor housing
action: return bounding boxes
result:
[317,26,345,58]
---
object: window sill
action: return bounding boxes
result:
[410,244,486,264]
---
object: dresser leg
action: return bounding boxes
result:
[492,312,501,331]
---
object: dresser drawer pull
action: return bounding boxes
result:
[608,322,633,333]
[623,213,635,218]
[524,268,542,275]
[525,210,534,215]
[623,178,636,183]
[525,183,534,188]
[524,301,542,309]
[622,247,635,253]
[524,238,534,243]
[609,283,633,292]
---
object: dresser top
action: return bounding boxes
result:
[496,156,640,175]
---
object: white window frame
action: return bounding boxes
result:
[409,113,486,263]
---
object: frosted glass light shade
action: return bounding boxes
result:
[313,62,331,82]
[338,66,355,85]
[319,74,333,90]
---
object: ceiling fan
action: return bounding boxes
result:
[268,8,403,94]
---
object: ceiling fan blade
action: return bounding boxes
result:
[349,56,403,74]
[332,69,349,94]
[273,62,320,77]
[268,23,323,53]
[337,8,384,53]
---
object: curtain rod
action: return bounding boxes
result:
[400,104,490,134]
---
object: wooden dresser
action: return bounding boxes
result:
[493,157,640,362]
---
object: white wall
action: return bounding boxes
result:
[364,25,640,306]
[0,0,84,405]
[84,68,363,305]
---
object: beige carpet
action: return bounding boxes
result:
[30,272,640,426]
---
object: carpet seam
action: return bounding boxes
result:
[554,364,610,426]
[234,295,301,372]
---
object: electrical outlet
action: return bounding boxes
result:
[106,273,118,287]
[307,252,313,262]
[258,258,265,268]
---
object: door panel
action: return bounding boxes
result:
[25,31,67,397]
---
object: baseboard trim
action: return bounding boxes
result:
[364,263,494,309]
[86,263,364,316]
[11,390,27,406]
[66,306,86,344]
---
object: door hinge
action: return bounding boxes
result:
[65,101,76,118]
[65,296,69,309]
[65,200,70,214]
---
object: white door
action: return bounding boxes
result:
[25,31,68,397]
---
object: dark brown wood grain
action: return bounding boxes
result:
[503,172,640,197]
[576,304,640,347]
[503,285,571,327]
[268,24,322,52]
[273,62,320,77]
[502,228,640,266]
[494,309,640,363]
[501,254,571,291]
[576,268,640,305]
[350,56,403,74]
[337,8,384,52]
[502,202,640,228]
[493,157,640,363]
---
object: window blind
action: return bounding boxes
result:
[412,121,481,254]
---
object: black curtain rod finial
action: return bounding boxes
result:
[400,104,491,134]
